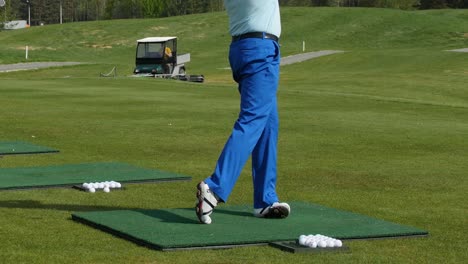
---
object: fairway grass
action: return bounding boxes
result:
[0,7,467,263]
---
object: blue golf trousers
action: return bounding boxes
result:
[204,36,280,209]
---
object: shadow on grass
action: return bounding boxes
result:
[0,199,199,224]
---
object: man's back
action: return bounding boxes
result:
[224,0,281,37]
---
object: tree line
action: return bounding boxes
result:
[1,0,466,27]
[1,0,224,25]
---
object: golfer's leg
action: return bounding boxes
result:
[205,65,275,202]
[252,99,279,209]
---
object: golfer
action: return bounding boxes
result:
[196,0,290,224]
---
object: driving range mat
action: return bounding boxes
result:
[0,141,59,156]
[0,162,190,190]
[71,201,428,251]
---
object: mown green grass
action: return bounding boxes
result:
[0,7,467,263]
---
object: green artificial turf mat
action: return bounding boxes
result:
[71,201,428,251]
[0,141,59,156]
[0,162,190,190]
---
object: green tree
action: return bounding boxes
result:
[140,0,164,18]
[420,0,448,8]
[108,0,140,19]
[0,0,15,29]
[446,0,467,8]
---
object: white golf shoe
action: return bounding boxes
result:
[195,182,218,224]
[254,202,290,218]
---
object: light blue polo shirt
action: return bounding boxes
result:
[224,0,281,38]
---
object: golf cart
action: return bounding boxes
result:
[133,37,204,82]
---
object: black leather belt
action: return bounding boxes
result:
[232,32,279,42]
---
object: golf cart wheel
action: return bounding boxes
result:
[179,67,186,75]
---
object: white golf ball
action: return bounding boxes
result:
[200,215,211,224]
[92,183,99,189]
[88,187,96,193]
[307,241,318,248]
[335,240,343,247]
[299,235,307,245]
[326,240,335,247]
[115,182,121,188]
[82,183,89,188]
[103,187,110,193]
[98,182,104,189]
[109,182,116,188]
[318,240,327,248]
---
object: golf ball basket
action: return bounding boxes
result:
[133,37,204,83]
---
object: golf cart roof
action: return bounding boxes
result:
[137,37,177,43]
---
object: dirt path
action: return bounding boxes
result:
[448,48,468,53]
[280,50,344,66]
[219,50,344,70]
[0,62,83,73]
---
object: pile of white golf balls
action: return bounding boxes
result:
[82,181,122,193]
[298,234,343,248]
